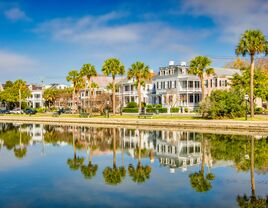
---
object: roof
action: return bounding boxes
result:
[90,76,124,89]
[117,77,152,85]
[213,68,240,77]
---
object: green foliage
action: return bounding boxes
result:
[103,166,126,185]
[0,79,30,106]
[146,104,153,109]
[235,30,268,57]
[236,195,268,208]
[170,107,180,113]
[189,56,214,77]
[67,157,84,171]
[184,107,189,113]
[199,89,245,119]
[122,108,139,113]
[102,58,125,78]
[80,64,97,80]
[14,147,27,159]
[128,164,151,183]
[189,172,213,192]
[80,162,98,180]
[126,102,138,108]
[231,68,268,101]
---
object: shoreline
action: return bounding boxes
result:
[0,115,268,136]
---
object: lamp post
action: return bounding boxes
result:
[106,100,110,118]
[245,94,249,120]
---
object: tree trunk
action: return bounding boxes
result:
[138,129,142,166]
[113,128,116,168]
[137,79,141,113]
[201,134,205,175]
[200,76,205,101]
[112,77,116,115]
[250,136,256,198]
[250,54,255,118]
[19,88,22,109]
[72,87,76,114]
[88,79,92,115]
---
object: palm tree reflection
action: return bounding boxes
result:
[189,134,215,192]
[67,127,84,170]
[128,130,152,184]
[236,136,268,207]
[103,128,126,185]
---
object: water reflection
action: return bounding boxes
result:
[0,123,268,207]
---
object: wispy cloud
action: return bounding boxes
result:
[4,7,30,21]
[0,50,37,76]
[181,0,268,43]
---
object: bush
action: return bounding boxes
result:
[255,107,263,114]
[170,107,180,113]
[146,104,153,109]
[157,108,167,113]
[199,89,245,119]
[184,107,189,113]
[35,107,46,113]
[154,104,162,108]
[122,108,138,113]
[126,102,138,108]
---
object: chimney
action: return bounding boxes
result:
[169,60,175,66]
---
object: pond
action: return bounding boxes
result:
[0,123,267,208]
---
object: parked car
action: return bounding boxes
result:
[24,109,37,115]
[9,108,24,114]
[0,109,10,114]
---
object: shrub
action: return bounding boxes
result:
[184,107,189,113]
[157,108,167,113]
[35,107,46,113]
[170,107,180,113]
[154,104,162,108]
[122,108,138,113]
[126,102,138,108]
[255,107,263,114]
[199,89,245,119]
[146,104,153,109]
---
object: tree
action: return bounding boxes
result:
[43,88,59,109]
[189,56,214,100]
[66,70,85,113]
[80,64,97,114]
[231,68,268,102]
[199,89,245,119]
[224,58,250,69]
[102,58,125,115]
[235,30,268,117]
[127,62,151,112]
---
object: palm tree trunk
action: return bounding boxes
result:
[19,88,22,109]
[73,127,76,159]
[112,77,116,115]
[113,128,116,168]
[138,130,142,167]
[250,54,255,118]
[137,79,141,113]
[72,87,76,114]
[200,76,205,101]
[89,145,93,164]
[88,79,92,115]
[201,134,205,175]
[250,136,256,198]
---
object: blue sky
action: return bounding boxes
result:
[0,0,267,84]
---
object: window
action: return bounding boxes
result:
[125,85,129,92]
[189,94,194,103]
[188,81,193,88]
[194,94,200,103]
[174,81,177,88]
[205,80,208,88]
[182,80,187,89]
[195,81,200,88]
[157,82,159,89]
[225,80,228,86]
[215,78,218,87]
[210,79,213,88]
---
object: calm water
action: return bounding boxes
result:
[0,123,267,208]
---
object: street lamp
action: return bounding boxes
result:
[105,100,110,118]
[245,94,249,120]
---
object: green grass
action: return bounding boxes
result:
[1,113,268,121]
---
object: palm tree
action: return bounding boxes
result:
[66,70,85,113]
[189,134,215,192]
[103,128,126,185]
[80,64,97,114]
[189,56,214,100]
[128,130,152,183]
[236,30,268,118]
[102,58,125,115]
[14,125,27,159]
[127,62,151,112]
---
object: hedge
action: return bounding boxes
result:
[122,108,139,113]
[170,107,180,113]
[126,102,138,108]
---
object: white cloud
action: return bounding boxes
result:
[0,50,37,73]
[181,0,268,43]
[4,7,30,21]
